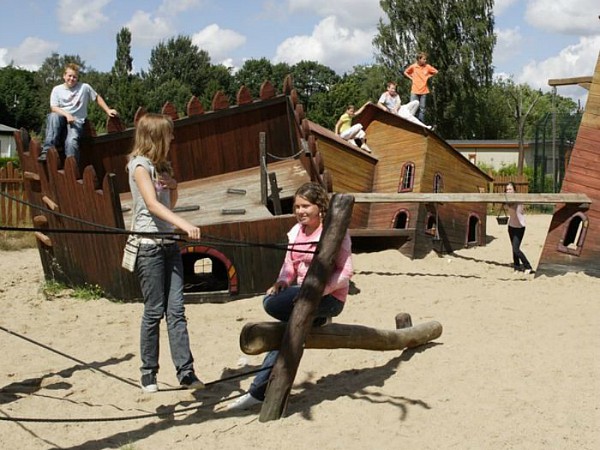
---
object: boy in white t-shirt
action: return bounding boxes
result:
[38,63,118,165]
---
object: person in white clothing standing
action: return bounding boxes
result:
[505,182,533,274]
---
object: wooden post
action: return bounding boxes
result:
[259,193,355,422]
[259,132,267,205]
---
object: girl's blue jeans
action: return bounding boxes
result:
[248,285,344,400]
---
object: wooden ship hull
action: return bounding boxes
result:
[537,52,600,277]
[14,75,512,302]
[16,77,329,301]
[306,105,493,258]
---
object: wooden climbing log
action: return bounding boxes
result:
[240,320,442,355]
[259,193,354,422]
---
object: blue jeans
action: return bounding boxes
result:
[136,243,195,382]
[410,93,428,122]
[508,226,532,270]
[42,113,85,164]
[248,285,344,400]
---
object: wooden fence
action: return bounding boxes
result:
[491,175,529,194]
[0,162,28,226]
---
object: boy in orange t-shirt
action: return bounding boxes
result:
[403,52,438,122]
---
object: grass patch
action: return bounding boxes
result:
[0,230,37,251]
[73,283,104,300]
[42,280,104,301]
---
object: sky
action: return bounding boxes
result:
[1,0,598,106]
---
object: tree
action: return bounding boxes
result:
[290,61,340,117]
[374,0,496,138]
[146,79,194,116]
[112,28,133,78]
[146,36,212,97]
[82,69,114,133]
[36,53,87,90]
[501,80,543,174]
[0,66,44,131]
[108,27,145,127]
[235,58,275,97]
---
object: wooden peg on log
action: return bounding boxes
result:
[239,319,442,354]
[259,193,354,422]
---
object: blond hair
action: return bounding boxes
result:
[64,63,80,75]
[129,113,174,175]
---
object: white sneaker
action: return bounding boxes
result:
[226,393,263,411]
[360,143,372,153]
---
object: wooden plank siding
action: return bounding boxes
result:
[83,97,296,194]
[538,51,600,277]
[308,122,376,228]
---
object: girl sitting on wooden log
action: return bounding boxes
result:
[226,182,354,410]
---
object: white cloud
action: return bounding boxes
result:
[525,0,599,35]
[517,36,600,104]
[287,0,382,28]
[273,15,375,73]
[158,0,205,16]
[493,0,519,16]
[0,37,58,70]
[126,10,173,47]
[191,24,246,61]
[0,49,9,67]
[493,27,523,66]
[57,0,111,34]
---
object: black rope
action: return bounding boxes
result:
[0,323,274,423]
[0,190,319,254]
[0,366,272,423]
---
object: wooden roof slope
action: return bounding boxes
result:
[353,102,493,182]
[538,51,600,277]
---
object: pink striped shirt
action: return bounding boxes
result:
[277,223,353,302]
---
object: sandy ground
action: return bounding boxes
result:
[0,214,598,450]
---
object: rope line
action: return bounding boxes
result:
[0,324,272,423]
[266,145,305,161]
[0,367,272,423]
[0,190,319,254]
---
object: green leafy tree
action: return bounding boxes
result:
[374,0,496,137]
[0,66,44,131]
[146,36,211,97]
[82,69,114,133]
[344,64,390,103]
[206,64,235,99]
[234,58,291,98]
[290,60,340,118]
[309,76,368,130]
[112,28,133,78]
[234,58,276,97]
[146,79,194,115]
[108,27,145,127]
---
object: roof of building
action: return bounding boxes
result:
[0,124,19,134]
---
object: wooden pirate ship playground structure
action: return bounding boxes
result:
[12,53,600,301]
